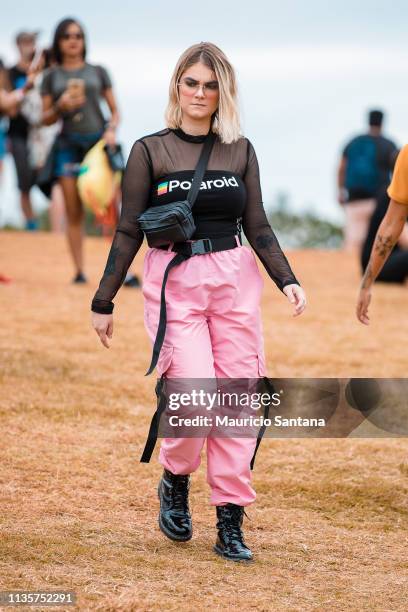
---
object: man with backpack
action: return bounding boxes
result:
[337,110,398,252]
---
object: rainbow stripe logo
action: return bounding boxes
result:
[157,181,168,196]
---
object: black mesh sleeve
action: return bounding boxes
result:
[91,140,151,313]
[242,139,300,291]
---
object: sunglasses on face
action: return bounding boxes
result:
[178,77,219,94]
[61,32,84,40]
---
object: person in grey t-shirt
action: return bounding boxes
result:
[41,17,120,284]
[41,62,112,136]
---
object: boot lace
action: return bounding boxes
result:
[222,505,249,541]
[172,475,189,512]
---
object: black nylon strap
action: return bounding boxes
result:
[145,251,189,376]
[158,235,240,255]
[186,131,216,209]
[250,377,275,470]
[139,376,167,462]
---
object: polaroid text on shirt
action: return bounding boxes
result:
[157,176,239,196]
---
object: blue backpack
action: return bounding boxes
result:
[345,136,379,195]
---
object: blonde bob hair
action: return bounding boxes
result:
[165,42,242,144]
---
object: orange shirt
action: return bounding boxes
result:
[387,144,408,205]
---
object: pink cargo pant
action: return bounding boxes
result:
[142,236,267,506]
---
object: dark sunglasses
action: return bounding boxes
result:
[61,32,84,40]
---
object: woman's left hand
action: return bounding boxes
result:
[283,284,306,317]
[103,127,116,147]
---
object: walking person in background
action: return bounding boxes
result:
[22,48,66,233]
[337,110,398,253]
[357,145,408,324]
[41,17,120,283]
[6,31,40,230]
[91,42,306,561]
[0,59,13,284]
[0,60,8,184]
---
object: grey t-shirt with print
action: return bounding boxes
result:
[41,62,112,135]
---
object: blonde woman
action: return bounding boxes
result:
[91,42,306,562]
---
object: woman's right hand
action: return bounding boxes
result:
[92,312,113,348]
[56,90,86,113]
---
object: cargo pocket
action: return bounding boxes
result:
[157,344,174,377]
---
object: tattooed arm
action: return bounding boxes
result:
[242,139,306,317]
[356,199,408,324]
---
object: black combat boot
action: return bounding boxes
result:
[213,503,253,561]
[157,468,192,541]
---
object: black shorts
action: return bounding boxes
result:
[54,131,103,177]
[9,136,36,192]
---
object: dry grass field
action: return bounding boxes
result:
[1,230,407,611]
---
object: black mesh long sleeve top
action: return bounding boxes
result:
[91,127,300,314]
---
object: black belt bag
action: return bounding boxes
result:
[137,131,216,248]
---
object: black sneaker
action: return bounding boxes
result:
[213,503,253,561]
[72,272,87,284]
[158,468,192,541]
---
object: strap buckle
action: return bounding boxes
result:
[190,238,212,255]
